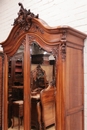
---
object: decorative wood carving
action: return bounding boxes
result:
[60,43,66,60]
[61,29,67,43]
[60,29,66,60]
[31,24,44,34]
[22,38,26,45]
[13,3,39,31]
[51,45,59,58]
[28,35,35,44]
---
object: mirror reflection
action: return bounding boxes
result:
[8,45,24,130]
[8,42,56,130]
[30,42,56,130]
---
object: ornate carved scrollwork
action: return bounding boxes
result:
[60,43,66,60]
[28,35,35,44]
[60,29,66,60]
[20,35,35,46]
[31,24,44,34]
[61,29,67,42]
[13,3,39,31]
[21,38,26,46]
[51,45,59,59]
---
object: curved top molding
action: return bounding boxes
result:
[0,3,87,56]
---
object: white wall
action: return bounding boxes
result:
[0,0,87,129]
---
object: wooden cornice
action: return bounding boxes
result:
[0,3,86,57]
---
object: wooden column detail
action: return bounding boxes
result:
[24,34,31,130]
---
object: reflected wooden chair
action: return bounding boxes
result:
[12,100,23,130]
[31,98,41,130]
[40,86,55,130]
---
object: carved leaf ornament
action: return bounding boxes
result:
[13,3,39,31]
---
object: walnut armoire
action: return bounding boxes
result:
[0,3,86,130]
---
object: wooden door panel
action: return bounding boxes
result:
[65,46,84,130]
[66,111,83,130]
[66,47,83,109]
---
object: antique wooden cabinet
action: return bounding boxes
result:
[0,3,86,130]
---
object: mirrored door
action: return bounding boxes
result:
[6,35,57,130]
[8,45,24,130]
[30,42,56,130]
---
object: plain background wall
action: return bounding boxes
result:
[0,0,87,129]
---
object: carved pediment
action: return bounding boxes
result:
[13,3,39,31]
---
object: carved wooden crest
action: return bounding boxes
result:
[13,3,39,31]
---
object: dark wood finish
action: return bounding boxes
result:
[0,3,86,130]
[13,3,38,31]
[31,97,40,130]
[31,64,48,91]
[31,54,43,64]
[12,86,23,101]
[8,52,23,87]
[8,52,23,101]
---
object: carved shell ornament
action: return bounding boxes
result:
[13,3,39,31]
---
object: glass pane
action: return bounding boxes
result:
[8,45,24,130]
[30,42,56,130]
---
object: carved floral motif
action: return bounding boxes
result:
[51,45,59,58]
[60,29,66,60]
[13,3,39,31]
[60,43,66,60]
[31,24,44,34]
[28,35,35,44]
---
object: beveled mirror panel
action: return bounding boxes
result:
[30,42,56,130]
[7,41,56,130]
[8,45,24,130]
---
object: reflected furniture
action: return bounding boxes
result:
[12,100,23,130]
[11,86,55,130]
[12,86,23,101]
[8,52,24,102]
[31,64,48,91]
[8,52,23,88]
[40,86,55,129]
[31,85,55,130]
[31,94,40,130]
